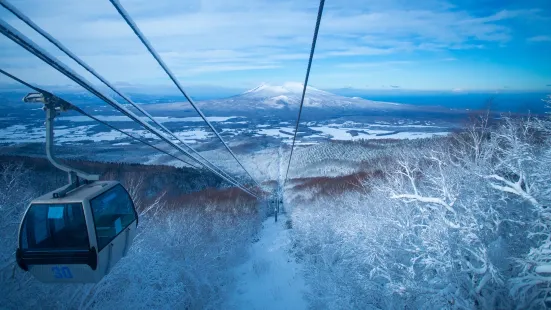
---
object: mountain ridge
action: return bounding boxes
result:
[148,82,425,113]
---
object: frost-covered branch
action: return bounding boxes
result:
[387,152,459,228]
[390,194,456,214]
[484,174,539,207]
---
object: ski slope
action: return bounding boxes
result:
[226,214,308,310]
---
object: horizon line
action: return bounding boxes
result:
[0,83,549,94]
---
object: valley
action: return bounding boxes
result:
[0,83,465,172]
[1,82,549,310]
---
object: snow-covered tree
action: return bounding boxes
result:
[0,157,263,309]
[505,110,551,309]
[289,99,551,309]
[0,162,32,282]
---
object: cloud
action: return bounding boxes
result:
[527,35,551,42]
[324,47,397,57]
[186,64,281,74]
[336,60,415,68]
[0,0,547,89]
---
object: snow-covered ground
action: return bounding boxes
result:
[59,115,244,123]
[308,125,448,141]
[0,116,451,146]
[226,214,308,310]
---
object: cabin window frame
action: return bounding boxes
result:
[19,202,91,251]
[89,184,137,252]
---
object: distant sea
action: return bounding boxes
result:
[330,91,549,114]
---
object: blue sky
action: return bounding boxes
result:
[0,0,550,92]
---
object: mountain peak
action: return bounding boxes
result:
[243,82,325,96]
[175,82,411,112]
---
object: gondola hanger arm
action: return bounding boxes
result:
[23,92,99,194]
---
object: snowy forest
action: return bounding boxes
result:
[1,96,551,309]
[288,96,551,309]
[0,0,549,307]
[0,156,265,309]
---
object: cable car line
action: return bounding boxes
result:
[0,0,254,197]
[283,0,325,187]
[0,0,338,284]
[69,108,205,170]
[0,21,258,198]
[0,20,259,199]
[0,68,259,198]
[77,98,257,196]
[0,68,202,169]
[108,0,262,190]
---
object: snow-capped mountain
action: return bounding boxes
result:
[201,82,419,111]
[241,82,331,98]
[148,82,421,113]
[235,82,334,108]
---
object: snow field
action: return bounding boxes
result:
[226,214,308,310]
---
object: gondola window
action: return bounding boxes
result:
[90,185,136,250]
[21,203,89,251]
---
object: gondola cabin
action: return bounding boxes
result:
[16,181,138,283]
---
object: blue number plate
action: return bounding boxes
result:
[52,266,73,279]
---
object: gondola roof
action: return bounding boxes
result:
[31,180,119,204]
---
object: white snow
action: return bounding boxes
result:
[59,115,144,122]
[535,265,551,274]
[0,124,169,144]
[0,124,128,143]
[0,124,44,143]
[0,118,450,147]
[257,127,296,139]
[288,142,318,146]
[244,83,288,94]
[310,126,359,140]
[270,95,290,102]
[144,153,165,165]
[403,124,443,128]
[1,124,26,131]
[303,134,325,138]
[382,131,449,139]
[342,121,362,126]
[310,126,449,141]
[172,130,212,143]
[60,115,242,123]
[173,116,242,122]
[243,82,325,96]
[57,128,124,143]
[226,214,308,310]
[224,121,248,124]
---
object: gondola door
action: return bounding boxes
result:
[89,184,138,276]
